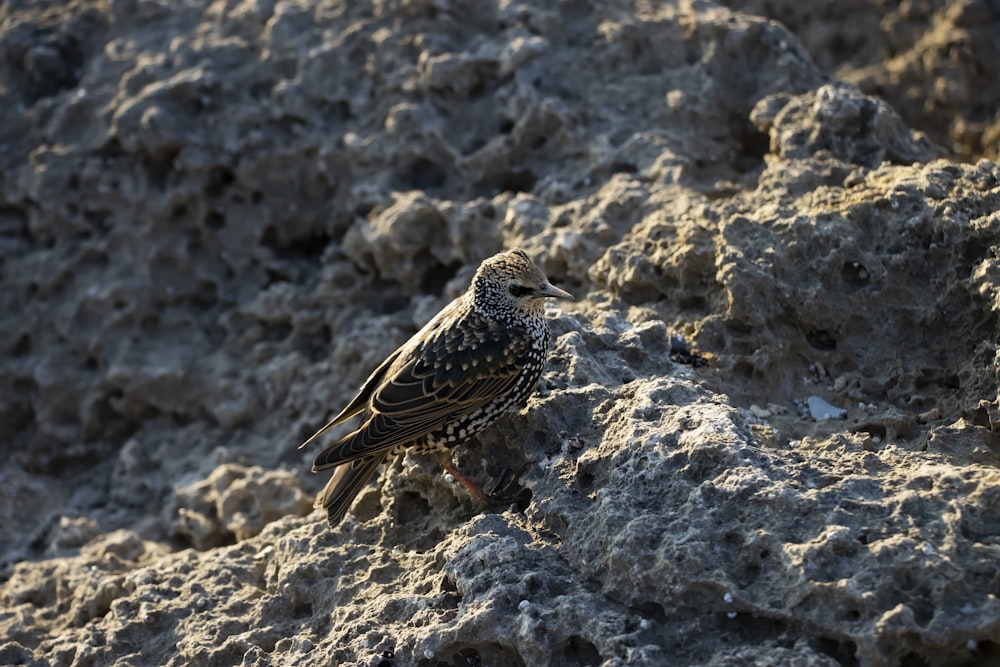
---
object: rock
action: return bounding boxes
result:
[3,1,1000,665]
[170,464,314,549]
[807,395,847,420]
[726,0,1000,161]
[751,83,936,166]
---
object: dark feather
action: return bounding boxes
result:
[311,317,531,469]
[315,453,387,527]
[297,346,404,451]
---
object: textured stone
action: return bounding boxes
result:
[724,0,1000,161]
[2,1,1000,666]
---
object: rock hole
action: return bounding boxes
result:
[514,486,532,512]
[261,226,330,264]
[143,148,181,187]
[635,600,668,623]
[396,491,430,525]
[913,369,959,392]
[609,161,637,175]
[853,423,886,440]
[23,36,84,102]
[723,530,744,546]
[729,110,769,172]
[354,201,376,219]
[12,333,31,357]
[398,157,447,191]
[495,169,537,194]
[972,641,1000,663]
[556,636,600,665]
[840,261,870,288]
[262,322,292,343]
[381,295,410,314]
[678,294,707,312]
[292,600,313,620]
[971,404,994,428]
[205,210,225,230]
[420,260,461,294]
[898,652,931,667]
[805,328,836,351]
[812,637,859,666]
[205,167,235,198]
[323,99,352,121]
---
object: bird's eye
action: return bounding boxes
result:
[508,284,532,297]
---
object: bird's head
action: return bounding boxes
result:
[472,249,573,315]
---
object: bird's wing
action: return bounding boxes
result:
[311,319,531,469]
[298,345,405,450]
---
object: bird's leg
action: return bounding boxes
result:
[435,451,491,504]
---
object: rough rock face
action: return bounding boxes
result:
[723,0,1000,162]
[2,1,1000,666]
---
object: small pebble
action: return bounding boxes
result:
[807,396,847,420]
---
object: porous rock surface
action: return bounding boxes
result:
[2,1,1000,666]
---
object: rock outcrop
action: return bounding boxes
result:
[3,1,1000,665]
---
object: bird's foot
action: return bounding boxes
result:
[436,454,520,508]
[483,467,520,504]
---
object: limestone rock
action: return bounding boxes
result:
[2,1,1000,666]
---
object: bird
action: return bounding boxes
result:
[300,249,572,527]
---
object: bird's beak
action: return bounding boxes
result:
[537,283,574,300]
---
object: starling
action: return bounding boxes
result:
[301,249,572,527]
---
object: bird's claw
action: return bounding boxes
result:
[482,467,523,507]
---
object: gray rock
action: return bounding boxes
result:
[2,1,1000,666]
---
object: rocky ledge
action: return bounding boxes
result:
[2,1,1000,665]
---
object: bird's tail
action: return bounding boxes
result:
[316,453,386,527]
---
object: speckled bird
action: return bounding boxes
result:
[301,249,572,527]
